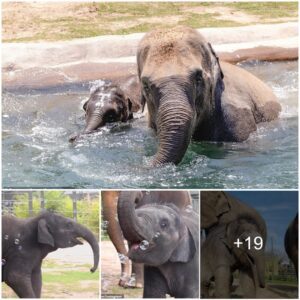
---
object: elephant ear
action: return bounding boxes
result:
[215,192,230,217]
[83,100,88,112]
[207,42,224,112]
[208,43,224,80]
[170,214,198,263]
[38,219,55,247]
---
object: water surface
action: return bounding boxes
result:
[3,61,298,188]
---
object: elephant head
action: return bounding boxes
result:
[69,84,133,142]
[137,26,224,165]
[37,212,99,272]
[226,218,266,289]
[117,191,197,266]
[201,191,267,240]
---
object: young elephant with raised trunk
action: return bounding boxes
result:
[117,191,199,298]
[2,212,99,298]
[137,26,281,165]
[69,84,133,142]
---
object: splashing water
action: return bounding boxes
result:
[2,61,298,189]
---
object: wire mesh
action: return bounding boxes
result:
[2,191,100,235]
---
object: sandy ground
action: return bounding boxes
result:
[46,241,99,264]
[2,2,297,42]
[101,240,143,298]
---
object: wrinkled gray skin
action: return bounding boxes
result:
[201,191,266,298]
[69,84,133,142]
[117,191,199,298]
[202,219,266,298]
[2,212,99,298]
[284,213,298,278]
[102,190,192,289]
[137,26,281,165]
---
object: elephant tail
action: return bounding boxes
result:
[226,219,266,289]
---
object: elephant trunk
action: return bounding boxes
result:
[253,249,266,288]
[83,111,105,134]
[117,191,147,243]
[153,90,194,166]
[69,111,105,142]
[75,223,99,273]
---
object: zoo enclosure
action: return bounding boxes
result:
[2,191,100,236]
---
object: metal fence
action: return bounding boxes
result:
[2,191,100,235]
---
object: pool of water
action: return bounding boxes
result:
[3,61,298,188]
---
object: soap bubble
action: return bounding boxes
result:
[185,205,193,213]
[139,240,149,251]
[18,246,22,250]
[4,235,9,240]
[102,220,109,229]
[2,259,6,265]
[118,253,129,264]
[153,232,161,239]
[14,239,20,245]
[127,276,136,287]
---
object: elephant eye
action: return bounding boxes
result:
[142,79,151,94]
[160,219,169,229]
[195,70,203,85]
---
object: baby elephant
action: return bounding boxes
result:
[2,212,99,298]
[69,84,133,142]
[118,192,199,298]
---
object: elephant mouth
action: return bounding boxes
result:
[73,237,84,245]
[128,239,156,254]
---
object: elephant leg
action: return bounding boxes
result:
[214,267,231,298]
[102,193,131,287]
[128,262,143,288]
[143,266,169,298]
[239,269,256,298]
[201,264,212,298]
[31,266,42,298]
[6,271,36,298]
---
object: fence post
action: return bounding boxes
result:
[72,192,77,222]
[28,191,33,217]
[40,191,45,211]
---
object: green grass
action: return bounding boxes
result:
[2,261,99,298]
[43,270,98,284]
[179,12,242,28]
[226,2,298,19]
[3,2,298,42]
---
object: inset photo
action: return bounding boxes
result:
[2,190,100,298]
[201,191,298,299]
[101,191,199,298]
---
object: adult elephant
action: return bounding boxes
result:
[101,191,191,288]
[117,191,199,298]
[137,26,281,165]
[284,213,298,277]
[201,191,266,237]
[201,191,267,298]
[2,212,99,298]
[201,218,266,298]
